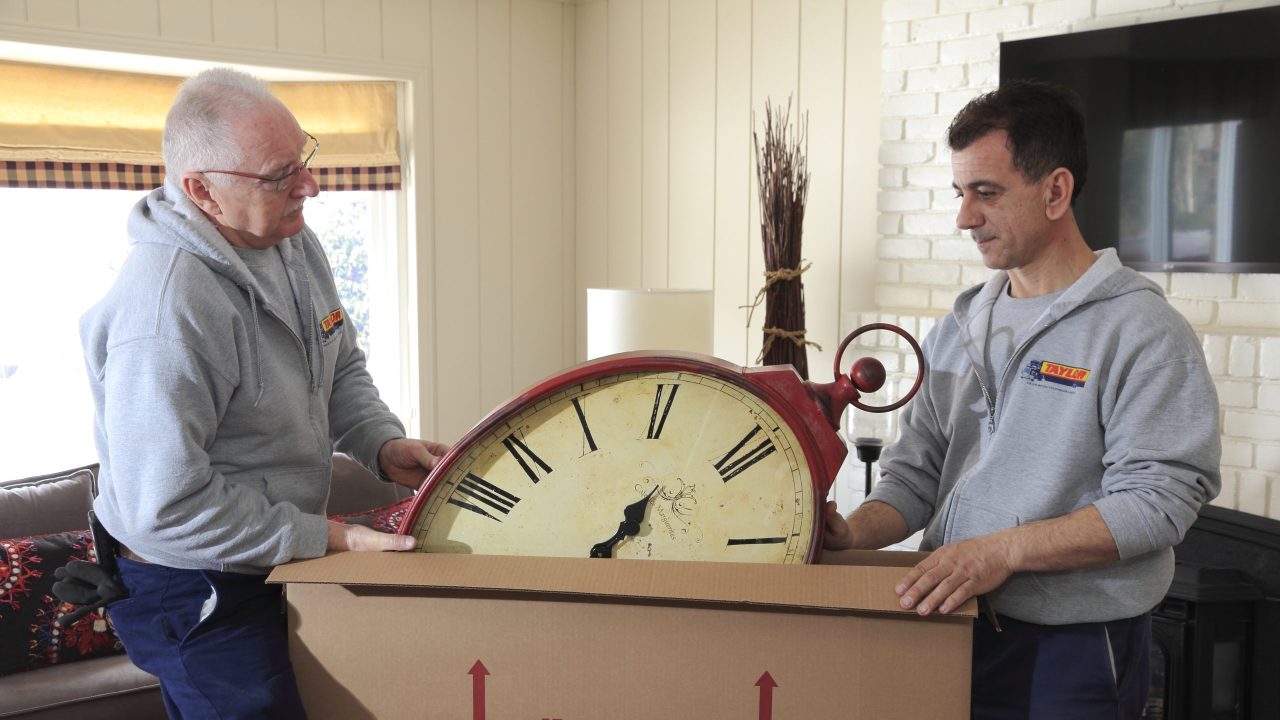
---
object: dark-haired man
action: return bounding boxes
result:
[825,79,1220,718]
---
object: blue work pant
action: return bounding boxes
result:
[108,557,308,720]
[972,611,1151,720]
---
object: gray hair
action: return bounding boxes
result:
[163,67,285,181]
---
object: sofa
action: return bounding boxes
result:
[0,456,413,720]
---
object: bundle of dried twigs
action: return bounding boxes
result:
[750,97,819,379]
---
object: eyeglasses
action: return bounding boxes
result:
[198,132,319,192]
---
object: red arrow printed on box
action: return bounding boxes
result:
[468,660,489,720]
[756,671,777,720]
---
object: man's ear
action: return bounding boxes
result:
[181,173,222,217]
[1043,168,1074,221]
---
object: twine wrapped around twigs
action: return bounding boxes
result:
[749,97,819,378]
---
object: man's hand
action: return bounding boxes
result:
[377,437,451,491]
[895,533,1013,616]
[823,501,854,550]
[328,520,417,552]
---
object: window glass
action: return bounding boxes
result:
[0,187,402,481]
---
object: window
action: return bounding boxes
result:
[0,187,404,481]
[0,58,409,482]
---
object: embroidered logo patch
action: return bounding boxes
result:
[320,308,345,341]
[1019,359,1091,391]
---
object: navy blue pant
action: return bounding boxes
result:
[972,612,1151,720]
[107,557,308,719]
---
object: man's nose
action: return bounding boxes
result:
[955,195,982,231]
[293,166,320,198]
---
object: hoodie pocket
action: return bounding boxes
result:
[261,465,331,515]
[945,497,1051,605]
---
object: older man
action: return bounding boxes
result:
[80,68,445,718]
[825,80,1220,719]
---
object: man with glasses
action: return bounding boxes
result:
[78,67,445,718]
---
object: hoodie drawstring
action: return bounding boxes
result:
[246,286,266,407]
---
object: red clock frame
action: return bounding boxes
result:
[398,323,924,563]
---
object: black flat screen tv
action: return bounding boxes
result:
[1000,7,1280,273]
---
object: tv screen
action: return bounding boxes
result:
[1000,7,1280,273]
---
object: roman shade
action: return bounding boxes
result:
[0,60,401,191]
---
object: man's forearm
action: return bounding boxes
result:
[999,504,1119,573]
[846,500,912,550]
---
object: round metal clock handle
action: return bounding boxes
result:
[833,323,925,414]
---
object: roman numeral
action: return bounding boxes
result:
[502,433,553,483]
[571,397,598,453]
[714,426,777,482]
[447,473,521,521]
[647,384,679,439]
[727,537,788,546]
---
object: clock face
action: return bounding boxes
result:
[406,368,819,564]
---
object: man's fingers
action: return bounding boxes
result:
[347,524,417,552]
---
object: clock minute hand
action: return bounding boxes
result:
[589,485,659,559]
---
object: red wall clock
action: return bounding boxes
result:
[400,323,923,564]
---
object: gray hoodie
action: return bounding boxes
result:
[81,181,405,574]
[869,249,1221,624]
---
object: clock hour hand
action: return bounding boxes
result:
[589,485,659,558]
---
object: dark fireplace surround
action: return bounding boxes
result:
[1144,505,1280,719]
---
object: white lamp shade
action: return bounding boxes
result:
[586,288,714,360]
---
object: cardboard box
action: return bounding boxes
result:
[268,550,974,719]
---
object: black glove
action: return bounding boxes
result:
[52,559,127,627]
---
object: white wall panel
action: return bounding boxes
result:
[275,0,324,55]
[606,0,642,288]
[797,0,845,380]
[640,0,668,288]
[840,2,880,319]
[324,0,383,60]
[26,0,77,28]
[713,1,752,364]
[478,0,515,414]
[511,0,567,387]
[574,1,608,361]
[431,0,482,440]
[667,0,715,292]
[211,0,276,48]
[381,0,432,64]
[77,0,159,37]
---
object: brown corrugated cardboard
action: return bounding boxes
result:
[269,550,974,719]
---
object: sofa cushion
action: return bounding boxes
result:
[0,467,96,537]
[0,530,125,677]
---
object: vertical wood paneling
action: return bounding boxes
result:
[606,0,642,288]
[841,1,879,317]
[275,0,324,55]
[77,0,159,37]
[560,5,576,366]
[478,0,514,412]
[667,0,716,292]
[640,0,668,288]
[210,0,276,48]
[431,0,482,439]
[0,1,26,22]
[26,0,77,28]
[575,1,609,360]
[797,0,845,379]
[381,0,432,65]
[511,0,565,386]
[713,1,752,364]
[323,0,384,59]
[747,0,800,365]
